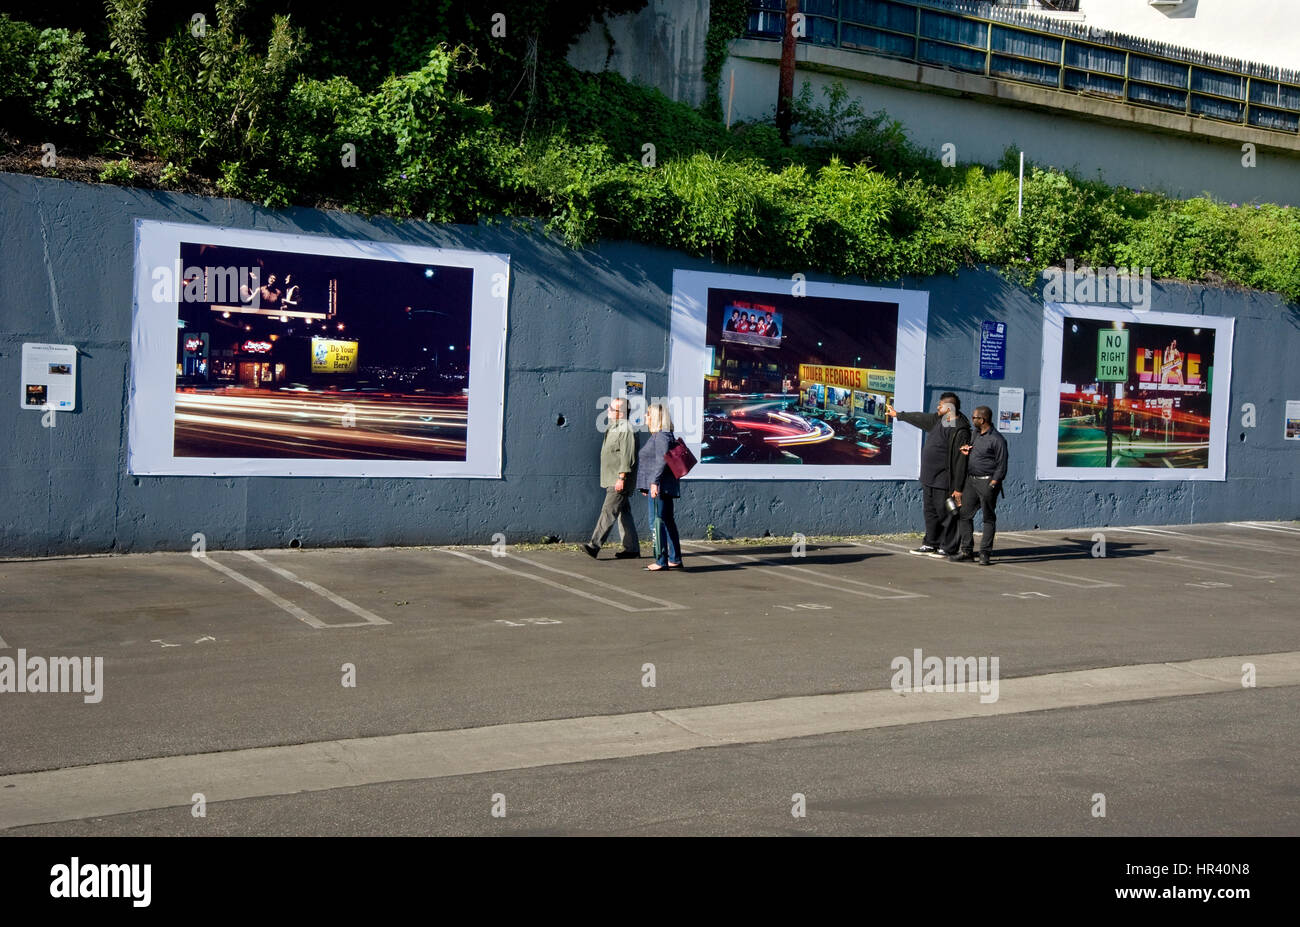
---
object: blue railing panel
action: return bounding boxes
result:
[801,0,841,16]
[1248,106,1300,132]
[806,15,840,44]
[918,39,988,73]
[1064,41,1126,78]
[1127,81,1186,111]
[1129,55,1188,90]
[1064,69,1124,98]
[1250,81,1300,111]
[842,0,916,34]
[842,23,917,58]
[1191,68,1245,101]
[919,10,987,50]
[1191,95,1245,122]
[991,24,1061,64]
[747,10,783,37]
[990,53,1058,87]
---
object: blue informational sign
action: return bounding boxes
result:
[979,320,1007,380]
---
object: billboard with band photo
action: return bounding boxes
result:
[128,220,509,477]
[721,303,783,347]
[1037,304,1234,480]
[668,270,928,480]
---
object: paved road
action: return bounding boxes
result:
[1,520,1297,835]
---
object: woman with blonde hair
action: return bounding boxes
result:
[636,402,684,571]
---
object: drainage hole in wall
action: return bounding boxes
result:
[289,538,302,549]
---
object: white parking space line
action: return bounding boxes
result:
[196,555,329,629]
[1228,522,1300,536]
[989,565,1119,588]
[850,538,1118,588]
[1145,555,1280,580]
[682,542,926,600]
[489,550,686,611]
[438,549,685,612]
[237,552,391,627]
[0,634,9,650]
[1111,526,1280,554]
[195,554,390,629]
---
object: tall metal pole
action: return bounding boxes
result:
[776,0,799,143]
[1105,382,1115,466]
[1018,151,1024,217]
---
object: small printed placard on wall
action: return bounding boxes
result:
[611,370,647,428]
[997,387,1024,434]
[1286,400,1300,440]
[20,343,77,411]
[979,320,1006,380]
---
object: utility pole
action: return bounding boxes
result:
[776,0,799,143]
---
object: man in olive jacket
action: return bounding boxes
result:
[886,391,971,558]
[583,398,640,559]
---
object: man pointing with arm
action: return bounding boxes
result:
[885,392,970,558]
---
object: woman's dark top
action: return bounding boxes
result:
[636,429,680,497]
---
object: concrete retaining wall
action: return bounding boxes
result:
[1,171,1297,556]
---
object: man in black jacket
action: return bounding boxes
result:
[886,392,970,558]
[952,405,1008,565]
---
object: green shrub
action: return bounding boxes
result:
[0,14,131,147]
[107,0,306,176]
[98,157,138,184]
[2,8,1296,304]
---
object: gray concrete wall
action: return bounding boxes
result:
[566,0,710,108]
[1,170,1297,556]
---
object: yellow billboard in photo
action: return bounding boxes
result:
[311,337,358,373]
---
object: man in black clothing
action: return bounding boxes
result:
[952,405,1008,565]
[886,392,970,558]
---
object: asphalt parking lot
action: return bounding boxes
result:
[1,520,1297,835]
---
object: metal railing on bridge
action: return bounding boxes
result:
[744,0,1300,136]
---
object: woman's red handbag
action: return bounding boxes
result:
[664,438,698,478]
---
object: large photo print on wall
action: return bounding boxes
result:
[129,220,509,477]
[1037,303,1234,480]
[668,270,929,480]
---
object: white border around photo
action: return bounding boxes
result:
[129,219,509,477]
[1036,303,1233,481]
[668,269,928,480]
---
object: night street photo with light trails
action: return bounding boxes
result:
[173,242,474,460]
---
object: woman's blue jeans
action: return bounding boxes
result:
[647,494,681,566]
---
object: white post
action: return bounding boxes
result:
[726,69,736,130]
[1017,151,1024,218]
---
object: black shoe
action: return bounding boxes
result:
[581,543,599,559]
[978,552,991,566]
[910,545,937,556]
[926,548,950,559]
[614,550,640,559]
[949,550,974,562]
